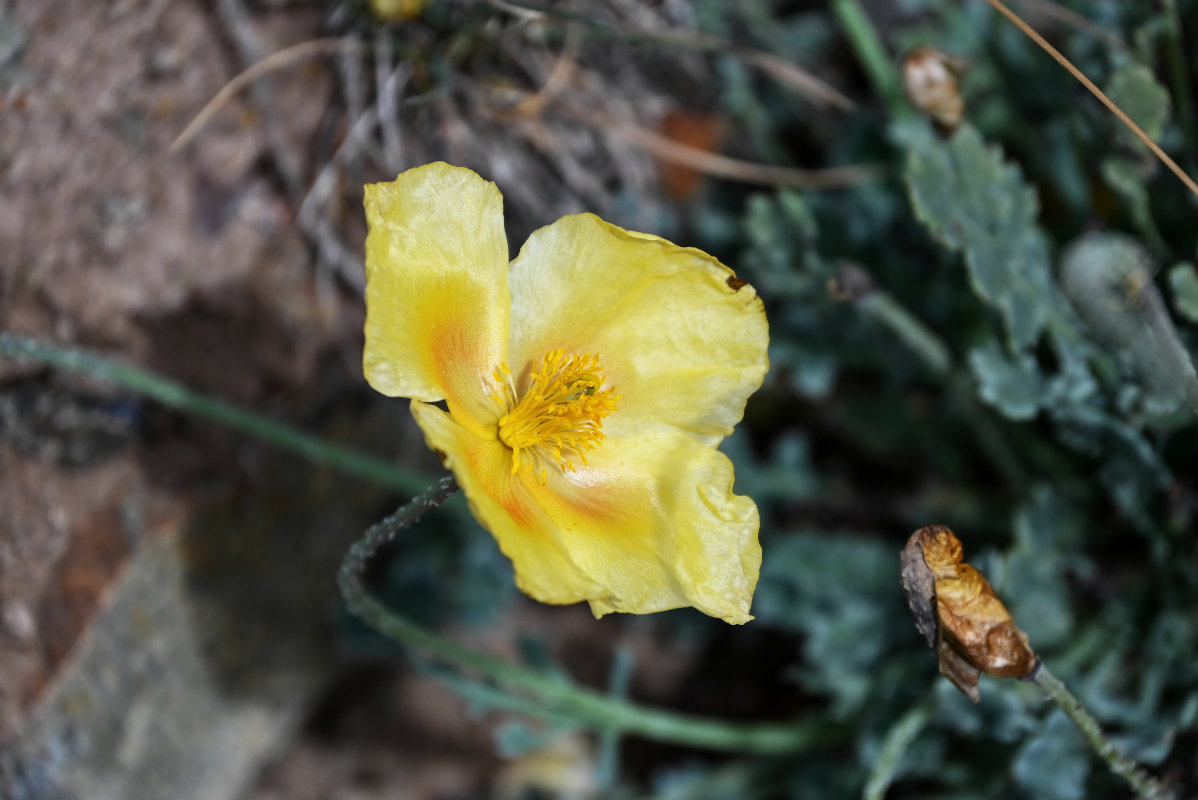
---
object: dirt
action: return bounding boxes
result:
[0,1,707,796]
[0,0,349,754]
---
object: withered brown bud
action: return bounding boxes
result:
[901,525,1038,702]
[902,48,966,132]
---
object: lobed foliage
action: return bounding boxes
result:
[346,0,1198,797]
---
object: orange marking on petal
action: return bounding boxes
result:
[499,488,536,527]
[429,322,473,377]
[545,472,632,528]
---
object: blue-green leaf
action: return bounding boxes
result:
[1011,710,1090,800]
[1105,62,1171,148]
[904,125,1055,350]
[967,340,1043,420]
[1167,262,1198,323]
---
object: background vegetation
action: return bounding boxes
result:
[2,0,1196,798]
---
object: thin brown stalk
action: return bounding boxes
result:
[170,37,363,153]
[487,0,854,111]
[511,23,584,118]
[984,0,1198,201]
[569,107,881,190]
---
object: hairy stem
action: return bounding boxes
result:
[859,292,951,376]
[1030,664,1172,800]
[0,333,429,494]
[338,480,844,754]
[862,699,935,800]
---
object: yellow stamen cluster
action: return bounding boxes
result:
[493,349,618,481]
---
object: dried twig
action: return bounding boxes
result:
[210,0,308,200]
[297,103,388,291]
[563,104,881,190]
[486,0,855,111]
[170,37,363,155]
[373,33,409,172]
[509,22,583,118]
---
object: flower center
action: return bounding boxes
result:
[492,349,618,481]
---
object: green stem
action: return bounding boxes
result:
[1029,664,1172,800]
[828,0,906,115]
[859,292,952,376]
[0,332,429,495]
[338,480,845,754]
[861,699,935,800]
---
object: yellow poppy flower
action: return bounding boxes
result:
[363,163,769,624]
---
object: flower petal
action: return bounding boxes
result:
[530,431,761,624]
[364,163,510,430]
[507,214,768,445]
[409,399,603,604]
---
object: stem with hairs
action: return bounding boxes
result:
[338,478,845,754]
[1029,663,1173,800]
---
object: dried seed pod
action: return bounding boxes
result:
[902,48,966,132]
[901,525,1038,702]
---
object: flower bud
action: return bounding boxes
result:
[902,48,966,132]
[901,525,1038,702]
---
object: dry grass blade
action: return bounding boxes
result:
[489,0,854,111]
[170,37,364,153]
[737,49,855,111]
[509,23,584,118]
[566,106,880,190]
[985,0,1198,201]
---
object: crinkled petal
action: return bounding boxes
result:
[364,163,509,431]
[529,431,761,624]
[507,214,768,445]
[409,400,603,604]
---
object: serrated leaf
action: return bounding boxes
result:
[1105,62,1171,147]
[1051,403,1172,533]
[1100,157,1161,243]
[967,340,1043,420]
[904,125,1054,349]
[1004,489,1079,648]
[1044,333,1099,407]
[1167,262,1198,323]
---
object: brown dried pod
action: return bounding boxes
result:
[901,525,1039,702]
[902,48,966,132]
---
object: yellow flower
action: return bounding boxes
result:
[363,163,769,624]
